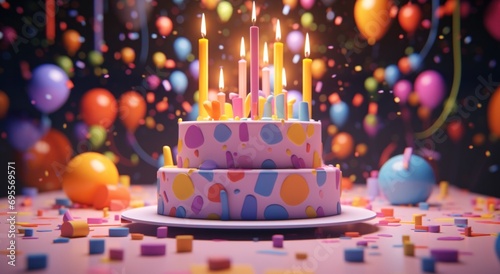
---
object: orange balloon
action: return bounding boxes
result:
[63,152,119,205]
[311,58,327,79]
[156,16,173,36]
[19,129,73,192]
[0,90,9,119]
[81,88,117,129]
[398,56,412,75]
[354,0,393,45]
[331,132,354,160]
[373,67,385,83]
[119,91,146,132]
[398,3,422,34]
[121,47,135,64]
[488,87,500,137]
[62,29,81,56]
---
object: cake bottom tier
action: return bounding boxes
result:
[157,166,342,220]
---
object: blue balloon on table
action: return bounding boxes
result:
[378,154,436,205]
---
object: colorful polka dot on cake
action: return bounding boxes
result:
[254,171,278,196]
[184,125,204,148]
[280,174,309,206]
[172,174,194,200]
[260,124,283,145]
[241,195,257,220]
[214,124,232,142]
[191,195,204,214]
[239,123,249,141]
[287,123,306,145]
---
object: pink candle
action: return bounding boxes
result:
[262,41,270,98]
[232,97,243,119]
[250,1,259,119]
[238,37,247,114]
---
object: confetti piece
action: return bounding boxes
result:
[208,256,231,271]
[257,250,287,255]
[437,237,464,241]
[344,248,364,262]
[272,234,284,248]
[430,249,459,262]
[53,238,70,243]
[61,220,89,238]
[109,248,124,261]
[89,239,105,255]
[131,233,144,240]
[27,253,47,270]
[176,235,193,253]
[157,226,168,238]
[421,257,435,272]
[141,243,166,256]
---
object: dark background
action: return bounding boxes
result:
[0,0,499,197]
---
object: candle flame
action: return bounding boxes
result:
[282,67,287,88]
[305,33,310,58]
[252,1,256,24]
[263,41,268,65]
[276,20,281,42]
[201,13,206,38]
[219,67,224,91]
[240,37,245,58]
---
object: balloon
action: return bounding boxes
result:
[397,56,411,75]
[398,2,421,34]
[55,55,74,77]
[488,86,500,137]
[190,60,200,80]
[364,77,378,93]
[329,100,349,128]
[73,122,89,142]
[62,29,81,56]
[217,1,233,23]
[28,64,70,114]
[331,132,354,159]
[170,70,188,95]
[0,90,9,119]
[373,67,385,83]
[301,12,314,28]
[146,75,161,90]
[121,47,135,64]
[152,52,166,68]
[156,16,173,36]
[393,79,412,103]
[384,64,400,87]
[201,0,219,10]
[0,26,17,49]
[300,0,315,10]
[408,53,422,71]
[63,152,119,205]
[88,125,107,149]
[88,51,104,66]
[119,91,146,132]
[173,37,192,61]
[363,114,379,137]
[484,0,500,41]
[283,0,298,9]
[447,120,464,143]
[414,70,446,109]
[187,103,199,121]
[6,117,44,151]
[20,129,72,192]
[354,0,393,45]
[80,88,117,128]
[286,31,304,53]
[311,58,327,79]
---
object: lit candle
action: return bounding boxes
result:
[46,0,56,43]
[238,37,247,114]
[262,42,270,98]
[218,67,225,115]
[250,1,259,119]
[274,19,283,98]
[303,33,312,118]
[198,13,209,120]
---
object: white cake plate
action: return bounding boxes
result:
[121,205,376,229]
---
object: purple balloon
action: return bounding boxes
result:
[190,60,199,80]
[146,75,161,90]
[414,70,446,109]
[286,31,304,53]
[28,64,70,113]
[393,79,412,104]
[73,122,89,142]
[6,118,44,151]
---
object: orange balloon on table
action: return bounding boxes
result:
[488,87,500,137]
[331,132,354,160]
[0,90,9,119]
[80,88,117,129]
[19,129,72,192]
[62,29,81,56]
[398,2,422,34]
[119,91,146,132]
[354,0,394,45]
[63,152,119,205]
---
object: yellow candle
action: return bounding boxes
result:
[302,33,312,118]
[274,20,283,99]
[198,13,208,120]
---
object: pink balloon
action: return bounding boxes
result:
[393,79,412,104]
[414,70,446,109]
[286,31,304,53]
[485,0,500,41]
[300,0,315,10]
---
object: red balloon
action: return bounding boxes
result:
[19,129,73,192]
[447,120,464,143]
[119,91,146,132]
[398,3,422,34]
[156,16,173,36]
[81,88,117,129]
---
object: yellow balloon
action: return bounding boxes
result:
[354,0,393,45]
[121,47,135,64]
[152,52,166,68]
[311,58,327,79]
[217,1,233,23]
[301,12,314,28]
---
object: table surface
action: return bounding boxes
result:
[1,184,499,274]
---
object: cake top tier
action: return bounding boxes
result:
[176,120,324,169]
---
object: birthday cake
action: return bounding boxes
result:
[157,120,342,220]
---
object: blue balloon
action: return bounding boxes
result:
[408,53,422,72]
[170,70,188,95]
[384,65,400,87]
[378,154,436,205]
[329,101,349,128]
[187,103,199,121]
[28,64,70,113]
[173,37,192,61]
[6,117,45,151]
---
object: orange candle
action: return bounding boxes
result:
[302,33,312,118]
[198,14,208,119]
